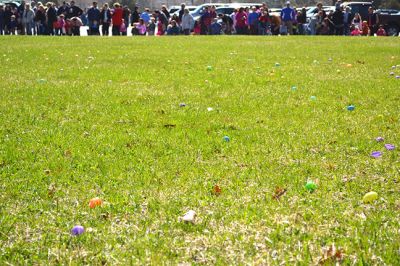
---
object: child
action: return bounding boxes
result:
[8,15,17,35]
[156,19,164,35]
[65,19,71,35]
[135,19,146,35]
[193,20,201,35]
[376,25,386,36]
[89,20,99,35]
[166,20,179,35]
[147,17,155,36]
[351,25,361,36]
[210,18,222,35]
[361,21,369,36]
[120,19,127,35]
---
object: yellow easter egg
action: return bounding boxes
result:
[363,191,378,203]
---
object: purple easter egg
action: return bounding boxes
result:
[71,225,84,236]
[370,151,382,158]
[385,144,395,150]
[375,137,384,142]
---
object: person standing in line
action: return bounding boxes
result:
[154,10,168,35]
[332,6,344,35]
[280,1,295,35]
[178,3,185,22]
[200,6,210,35]
[367,6,379,35]
[181,8,193,35]
[343,6,353,35]
[122,5,131,34]
[235,7,248,35]
[247,6,259,35]
[67,1,83,19]
[111,3,123,36]
[22,3,34,35]
[296,7,307,35]
[99,3,111,36]
[87,2,100,35]
[46,2,57,35]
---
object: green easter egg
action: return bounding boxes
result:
[305,181,317,192]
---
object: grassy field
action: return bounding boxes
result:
[0,36,400,264]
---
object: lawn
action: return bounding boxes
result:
[0,36,399,264]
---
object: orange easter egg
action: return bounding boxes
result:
[89,197,102,208]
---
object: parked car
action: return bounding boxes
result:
[376,9,400,15]
[306,6,335,19]
[0,0,20,8]
[190,3,261,20]
[171,6,197,17]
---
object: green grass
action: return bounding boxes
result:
[0,36,400,264]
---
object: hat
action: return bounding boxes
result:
[286,1,290,4]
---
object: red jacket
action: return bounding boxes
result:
[236,12,248,28]
[112,8,123,26]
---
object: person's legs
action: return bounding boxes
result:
[286,21,293,35]
[112,25,119,35]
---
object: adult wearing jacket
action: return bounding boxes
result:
[332,7,344,35]
[87,2,100,35]
[46,2,57,35]
[57,2,69,16]
[111,3,123,36]
[99,3,111,36]
[367,7,379,35]
[343,6,353,35]
[67,1,83,19]
[22,3,34,35]
[235,7,248,35]
[34,4,46,34]
[181,8,194,35]
[280,1,295,35]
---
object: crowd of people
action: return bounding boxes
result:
[0,0,390,36]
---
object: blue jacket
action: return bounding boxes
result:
[87,7,100,21]
[248,12,259,26]
[281,7,295,22]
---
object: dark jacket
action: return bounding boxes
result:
[34,9,46,23]
[87,7,100,21]
[99,9,111,23]
[47,7,57,24]
[332,10,344,26]
[0,9,4,25]
[67,5,82,19]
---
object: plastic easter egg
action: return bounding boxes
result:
[71,225,84,236]
[347,105,355,111]
[179,103,186,107]
[275,62,280,67]
[207,66,213,71]
[182,210,196,223]
[305,181,317,192]
[310,96,316,100]
[223,136,230,142]
[291,86,297,91]
[89,197,102,209]
[363,191,378,203]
